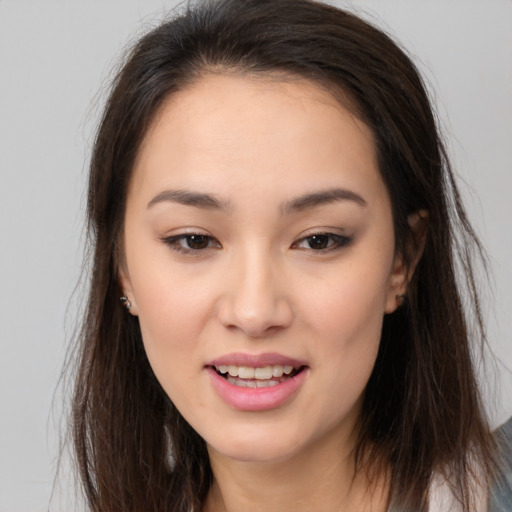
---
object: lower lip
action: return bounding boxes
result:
[207,367,308,411]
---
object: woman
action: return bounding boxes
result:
[71,0,500,510]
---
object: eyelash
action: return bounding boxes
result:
[161,232,352,255]
[291,232,352,252]
[161,233,221,254]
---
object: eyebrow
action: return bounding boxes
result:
[146,187,367,213]
[147,189,231,211]
[281,188,367,214]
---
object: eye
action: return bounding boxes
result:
[292,233,351,251]
[161,233,221,253]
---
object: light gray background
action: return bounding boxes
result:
[1,1,511,510]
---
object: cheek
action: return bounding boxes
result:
[128,254,214,378]
[134,279,210,416]
[304,259,391,342]
[301,256,392,393]
[304,280,385,425]
[310,290,384,386]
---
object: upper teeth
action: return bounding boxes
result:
[216,365,294,379]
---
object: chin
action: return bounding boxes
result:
[205,425,305,464]
[211,443,299,465]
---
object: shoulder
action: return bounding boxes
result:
[489,416,512,512]
[427,418,512,512]
[418,419,512,512]
[428,473,487,512]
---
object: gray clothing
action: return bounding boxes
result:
[489,416,512,511]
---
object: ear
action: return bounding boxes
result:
[385,210,428,313]
[118,264,139,316]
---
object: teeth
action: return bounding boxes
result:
[283,365,293,374]
[256,380,273,388]
[227,376,280,388]
[272,366,283,377]
[217,364,297,379]
[254,366,273,380]
[238,366,255,379]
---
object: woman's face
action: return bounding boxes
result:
[120,74,406,464]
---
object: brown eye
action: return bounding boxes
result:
[292,233,352,252]
[306,234,330,250]
[184,234,210,249]
[161,233,221,253]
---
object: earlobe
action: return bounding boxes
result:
[385,210,428,314]
[118,266,138,316]
[384,252,409,313]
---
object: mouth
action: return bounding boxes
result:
[209,364,306,388]
[206,354,309,410]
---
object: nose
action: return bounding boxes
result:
[216,248,293,338]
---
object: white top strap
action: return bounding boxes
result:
[429,473,487,512]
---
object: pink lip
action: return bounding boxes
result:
[207,352,307,368]
[205,352,309,412]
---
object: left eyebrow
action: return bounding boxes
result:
[146,189,231,211]
[281,188,367,214]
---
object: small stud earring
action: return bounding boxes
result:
[120,296,132,311]
[396,294,406,305]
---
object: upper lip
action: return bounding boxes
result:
[207,352,308,368]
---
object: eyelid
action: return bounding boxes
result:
[291,230,352,252]
[160,230,222,254]
[159,228,351,254]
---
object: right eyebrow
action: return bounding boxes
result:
[281,188,367,214]
[146,189,231,212]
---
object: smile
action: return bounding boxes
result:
[214,364,302,388]
[206,355,309,411]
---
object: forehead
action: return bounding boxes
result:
[129,73,385,208]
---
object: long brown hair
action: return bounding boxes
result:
[71,1,497,510]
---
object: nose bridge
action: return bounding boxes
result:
[219,242,292,336]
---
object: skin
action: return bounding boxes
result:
[120,74,417,512]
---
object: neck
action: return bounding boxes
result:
[202,428,389,512]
